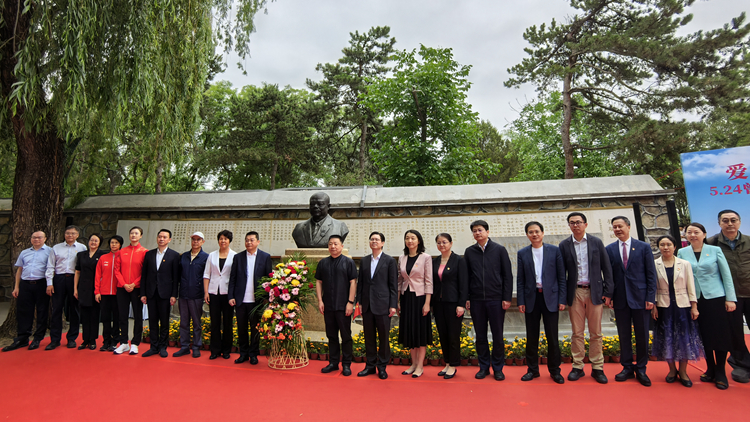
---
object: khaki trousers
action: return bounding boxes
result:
[569,287,604,370]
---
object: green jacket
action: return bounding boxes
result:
[707,232,750,298]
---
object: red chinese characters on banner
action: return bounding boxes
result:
[726,163,748,180]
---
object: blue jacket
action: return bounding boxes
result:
[179,249,209,300]
[605,238,657,310]
[677,244,736,301]
[516,243,566,313]
[463,239,513,302]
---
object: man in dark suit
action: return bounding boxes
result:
[356,231,398,380]
[559,212,613,384]
[517,221,566,384]
[605,216,657,387]
[140,229,181,358]
[228,231,273,365]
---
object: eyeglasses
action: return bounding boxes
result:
[568,221,585,226]
[721,218,740,224]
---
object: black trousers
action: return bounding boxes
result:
[471,299,506,372]
[146,296,171,351]
[99,295,120,346]
[324,310,353,366]
[80,304,100,345]
[15,279,50,343]
[209,294,234,355]
[362,309,391,371]
[236,302,260,357]
[524,291,561,374]
[730,297,750,368]
[614,306,650,372]
[50,274,79,343]
[117,287,143,345]
[433,300,463,367]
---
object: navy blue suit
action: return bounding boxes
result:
[228,249,273,358]
[606,238,657,373]
[517,244,566,374]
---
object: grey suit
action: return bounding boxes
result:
[292,215,350,248]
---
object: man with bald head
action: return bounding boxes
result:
[292,192,349,248]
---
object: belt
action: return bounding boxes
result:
[22,279,44,284]
[577,284,590,289]
[64,273,74,277]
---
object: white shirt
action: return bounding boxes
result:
[572,234,589,285]
[370,251,382,278]
[45,241,87,285]
[156,247,168,271]
[532,246,544,288]
[243,250,257,303]
[203,249,237,295]
[619,238,632,265]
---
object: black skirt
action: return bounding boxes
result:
[398,287,433,348]
[696,296,733,351]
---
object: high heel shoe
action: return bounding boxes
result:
[402,369,415,375]
[444,369,457,379]
[412,370,423,378]
[679,375,692,387]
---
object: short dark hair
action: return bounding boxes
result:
[246,231,259,241]
[656,235,677,249]
[88,233,104,246]
[403,230,426,255]
[109,235,124,247]
[328,234,343,244]
[64,225,80,234]
[218,230,233,242]
[611,216,630,227]
[129,226,144,235]
[567,212,587,223]
[525,221,544,233]
[718,209,741,222]
[369,231,385,242]
[436,233,452,243]
[686,222,708,244]
[158,229,172,238]
[470,220,489,231]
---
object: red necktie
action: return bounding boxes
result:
[622,242,629,269]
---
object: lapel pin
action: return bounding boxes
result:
[447,267,450,271]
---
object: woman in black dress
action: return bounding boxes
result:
[432,233,468,379]
[398,230,433,378]
[73,234,105,350]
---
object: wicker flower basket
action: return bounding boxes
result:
[268,329,309,370]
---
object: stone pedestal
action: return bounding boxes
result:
[283,248,350,260]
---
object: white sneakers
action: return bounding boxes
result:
[129,344,139,355]
[114,343,130,355]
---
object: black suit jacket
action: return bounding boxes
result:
[141,247,181,300]
[431,252,468,304]
[228,249,273,303]
[357,252,398,315]
[516,243,566,313]
[559,234,614,306]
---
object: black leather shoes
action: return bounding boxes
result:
[142,349,158,357]
[173,348,191,357]
[475,369,490,379]
[568,368,585,381]
[679,376,693,387]
[28,340,40,350]
[249,356,258,365]
[235,355,249,364]
[358,368,376,377]
[521,371,540,381]
[78,342,89,350]
[342,365,352,376]
[378,370,388,380]
[66,340,76,349]
[666,374,677,383]
[159,349,168,358]
[551,373,565,384]
[209,353,220,360]
[444,369,457,380]
[192,349,201,358]
[635,372,651,387]
[2,340,28,352]
[320,363,339,373]
[591,369,608,384]
[222,353,231,359]
[99,342,109,352]
[88,343,96,350]
[438,369,447,376]
[615,369,635,382]
[45,341,60,350]
[494,371,505,381]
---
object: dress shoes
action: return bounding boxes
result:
[665,374,677,383]
[66,340,77,349]
[411,370,423,378]
[635,372,651,387]
[192,349,201,358]
[235,355,249,364]
[521,371,540,381]
[357,368,377,377]
[615,368,635,382]
[222,353,231,359]
[342,365,352,376]
[249,356,258,365]
[78,342,89,350]
[209,353,220,360]
[475,369,490,379]
[567,368,585,381]
[89,343,96,350]
[107,344,117,352]
[28,340,40,350]
[142,349,158,357]
[494,371,505,381]
[591,369,608,384]
[378,370,388,380]
[437,369,447,376]
[731,367,750,383]
[679,376,693,388]
[444,369,457,380]
[173,348,191,357]
[45,341,60,351]
[551,373,565,384]
[401,369,415,376]
[320,363,339,373]
[99,342,109,352]
[2,340,28,352]
[159,349,168,358]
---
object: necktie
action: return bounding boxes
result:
[622,242,628,269]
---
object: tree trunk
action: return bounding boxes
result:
[359,118,368,183]
[155,150,164,193]
[561,65,576,179]
[270,158,278,190]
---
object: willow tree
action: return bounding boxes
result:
[0,0,271,335]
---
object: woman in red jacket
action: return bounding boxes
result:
[114,227,149,355]
[96,235,124,352]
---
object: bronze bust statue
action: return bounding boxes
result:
[292,192,350,248]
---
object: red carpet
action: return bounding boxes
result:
[2,336,750,421]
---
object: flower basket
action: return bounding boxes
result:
[267,329,309,370]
